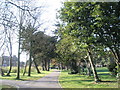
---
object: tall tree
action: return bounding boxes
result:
[57,2,120,82]
[91,2,120,85]
[0,0,45,78]
[57,2,101,82]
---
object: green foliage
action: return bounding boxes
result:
[21,24,57,65]
[107,62,117,76]
[56,1,120,76]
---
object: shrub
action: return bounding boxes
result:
[2,68,8,73]
[11,67,17,73]
[107,62,117,76]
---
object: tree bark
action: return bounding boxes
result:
[44,59,47,71]
[58,63,61,70]
[42,60,45,71]
[28,44,32,76]
[87,48,101,82]
[16,34,21,79]
[23,61,28,76]
[33,60,41,73]
[84,59,91,76]
[114,49,120,88]
[1,69,4,76]
[6,33,13,76]
[47,59,50,71]
[1,57,4,76]
[70,59,78,74]
[110,47,120,88]
[6,56,12,76]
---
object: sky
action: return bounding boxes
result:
[0,0,63,62]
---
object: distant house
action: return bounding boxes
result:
[2,56,10,67]
[20,61,25,67]
[0,57,2,66]
[1,55,25,67]
[12,55,18,66]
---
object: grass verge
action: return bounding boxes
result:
[1,70,52,81]
[0,85,17,90]
[59,67,118,88]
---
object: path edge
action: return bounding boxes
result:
[58,70,63,89]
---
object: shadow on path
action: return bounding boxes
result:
[1,70,62,89]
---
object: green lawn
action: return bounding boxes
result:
[59,67,118,88]
[0,85,16,88]
[0,85,17,90]
[1,70,52,81]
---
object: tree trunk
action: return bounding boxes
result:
[23,61,28,76]
[16,35,21,79]
[44,59,47,71]
[58,63,61,70]
[6,33,13,76]
[1,56,4,76]
[6,56,12,76]
[33,60,41,73]
[114,49,120,88]
[84,60,91,76]
[42,60,45,71]
[1,69,4,76]
[70,59,78,74]
[87,48,101,82]
[28,46,32,76]
[110,47,120,88]
[78,62,81,75]
[87,67,91,76]
[47,59,50,71]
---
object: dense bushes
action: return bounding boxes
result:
[2,67,23,73]
[107,62,117,76]
[2,66,40,74]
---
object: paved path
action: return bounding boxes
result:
[0,70,62,89]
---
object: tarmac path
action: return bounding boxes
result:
[0,70,62,89]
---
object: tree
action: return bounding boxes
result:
[57,1,120,82]
[31,31,56,71]
[6,31,13,76]
[0,0,45,78]
[0,1,18,76]
[92,1,120,74]
[57,2,101,82]
[21,25,39,76]
[90,2,120,84]
[21,28,56,74]
[56,35,79,73]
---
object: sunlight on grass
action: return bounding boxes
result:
[59,67,118,88]
[1,70,53,81]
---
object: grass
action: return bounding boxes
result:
[1,70,52,81]
[0,85,17,90]
[59,67,118,88]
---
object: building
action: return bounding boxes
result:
[0,57,2,66]
[2,56,10,67]
[1,55,25,67]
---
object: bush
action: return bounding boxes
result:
[11,67,17,73]
[2,68,8,73]
[1,66,41,74]
[107,62,117,76]
[2,67,25,73]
